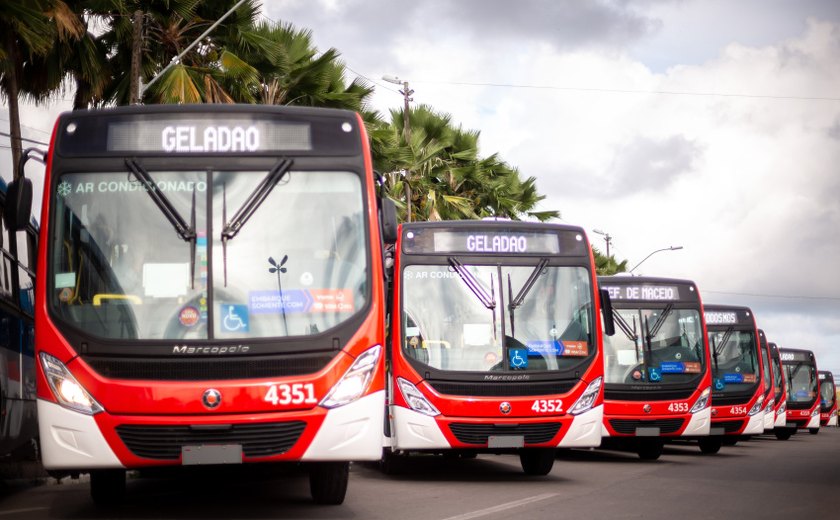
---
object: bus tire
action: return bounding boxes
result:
[808,428,819,435]
[775,430,792,440]
[519,448,555,476]
[698,438,721,455]
[637,439,663,460]
[90,469,126,506]
[309,461,349,505]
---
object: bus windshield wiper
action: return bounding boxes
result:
[220,158,292,286]
[506,258,548,338]
[126,159,197,288]
[612,311,638,343]
[646,303,673,341]
[448,257,497,342]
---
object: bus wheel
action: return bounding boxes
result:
[309,462,349,505]
[775,430,792,440]
[809,428,819,435]
[698,438,721,455]
[519,448,555,476]
[90,469,126,506]
[637,440,663,460]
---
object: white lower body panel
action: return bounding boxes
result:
[743,412,765,435]
[302,390,385,461]
[806,415,820,429]
[828,415,838,427]
[763,409,775,431]
[38,399,123,470]
[390,406,451,450]
[558,405,603,448]
[774,410,786,427]
[682,408,711,436]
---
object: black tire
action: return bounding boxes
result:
[309,462,349,505]
[809,428,819,435]
[637,440,663,460]
[519,448,555,476]
[775,430,793,440]
[699,438,721,455]
[89,469,126,506]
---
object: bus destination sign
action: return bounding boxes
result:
[107,118,312,153]
[704,311,739,325]
[602,285,682,301]
[403,228,566,255]
[779,350,814,363]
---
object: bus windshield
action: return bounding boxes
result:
[784,362,817,404]
[604,308,704,385]
[709,330,760,393]
[820,378,835,408]
[771,353,784,401]
[50,169,367,340]
[401,264,593,372]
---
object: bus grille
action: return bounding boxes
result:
[426,380,575,397]
[115,422,307,460]
[710,394,752,406]
[788,419,808,428]
[85,354,335,381]
[605,388,695,401]
[608,418,685,435]
[715,420,744,434]
[448,423,562,445]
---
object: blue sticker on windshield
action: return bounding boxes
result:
[714,378,725,390]
[648,367,662,382]
[526,340,564,356]
[220,304,249,332]
[509,349,528,369]
[660,362,686,374]
[723,373,744,383]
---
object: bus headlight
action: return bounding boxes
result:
[320,345,381,409]
[689,387,711,414]
[748,395,765,416]
[568,376,602,416]
[778,402,786,414]
[397,377,440,417]
[764,398,775,413]
[811,407,820,417]
[40,352,103,415]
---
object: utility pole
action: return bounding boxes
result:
[129,10,144,105]
[382,75,415,221]
[593,229,612,258]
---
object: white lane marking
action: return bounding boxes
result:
[440,493,558,520]
[0,508,49,516]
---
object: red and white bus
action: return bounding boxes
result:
[599,276,712,459]
[9,105,394,504]
[818,371,836,427]
[385,221,612,475]
[777,348,820,438]
[768,342,788,434]
[757,330,776,432]
[704,305,766,445]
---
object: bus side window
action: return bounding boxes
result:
[0,207,13,300]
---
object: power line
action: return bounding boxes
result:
[0,116,54,136]
[703,290,840,301]
[413,79,840,102]
[0,132,49,146]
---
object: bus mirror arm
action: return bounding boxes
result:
[599,288,616,337]
[380,197,398,244]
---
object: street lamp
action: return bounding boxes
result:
[382,74,415,221]
[629,246,684,275]
[592,229,612,258]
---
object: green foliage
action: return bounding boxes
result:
[593,246,629,276]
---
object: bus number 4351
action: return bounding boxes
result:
[264,383,318,406]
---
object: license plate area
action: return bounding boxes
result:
[488,435,525,448]
[181,445,243,465]
[635,427,661,437]
[709,427,725,436]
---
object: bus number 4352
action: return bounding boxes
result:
[531,399,563,413]
[264,383,318,406]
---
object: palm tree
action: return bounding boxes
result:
[594,247,628,275]
[0,0,82,176]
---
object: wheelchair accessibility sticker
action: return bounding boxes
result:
[221,304,250,332]
[509,348,529,369]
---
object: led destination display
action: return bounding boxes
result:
[402,227,588,256]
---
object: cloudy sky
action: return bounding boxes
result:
[2,1,839,374]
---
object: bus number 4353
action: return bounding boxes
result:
[264,383,318,406]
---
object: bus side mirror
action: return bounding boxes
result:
[600,288,615,337]
[3,177,33,232]
[380,197,398,244]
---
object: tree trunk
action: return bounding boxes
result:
[4,30,23,179]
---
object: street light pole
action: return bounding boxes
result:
[629,246,684,274]
[593,229,612,258]
[383,75,415,221]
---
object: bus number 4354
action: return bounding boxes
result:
[264,383,318,406]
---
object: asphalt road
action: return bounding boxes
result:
[2,428,838,520]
